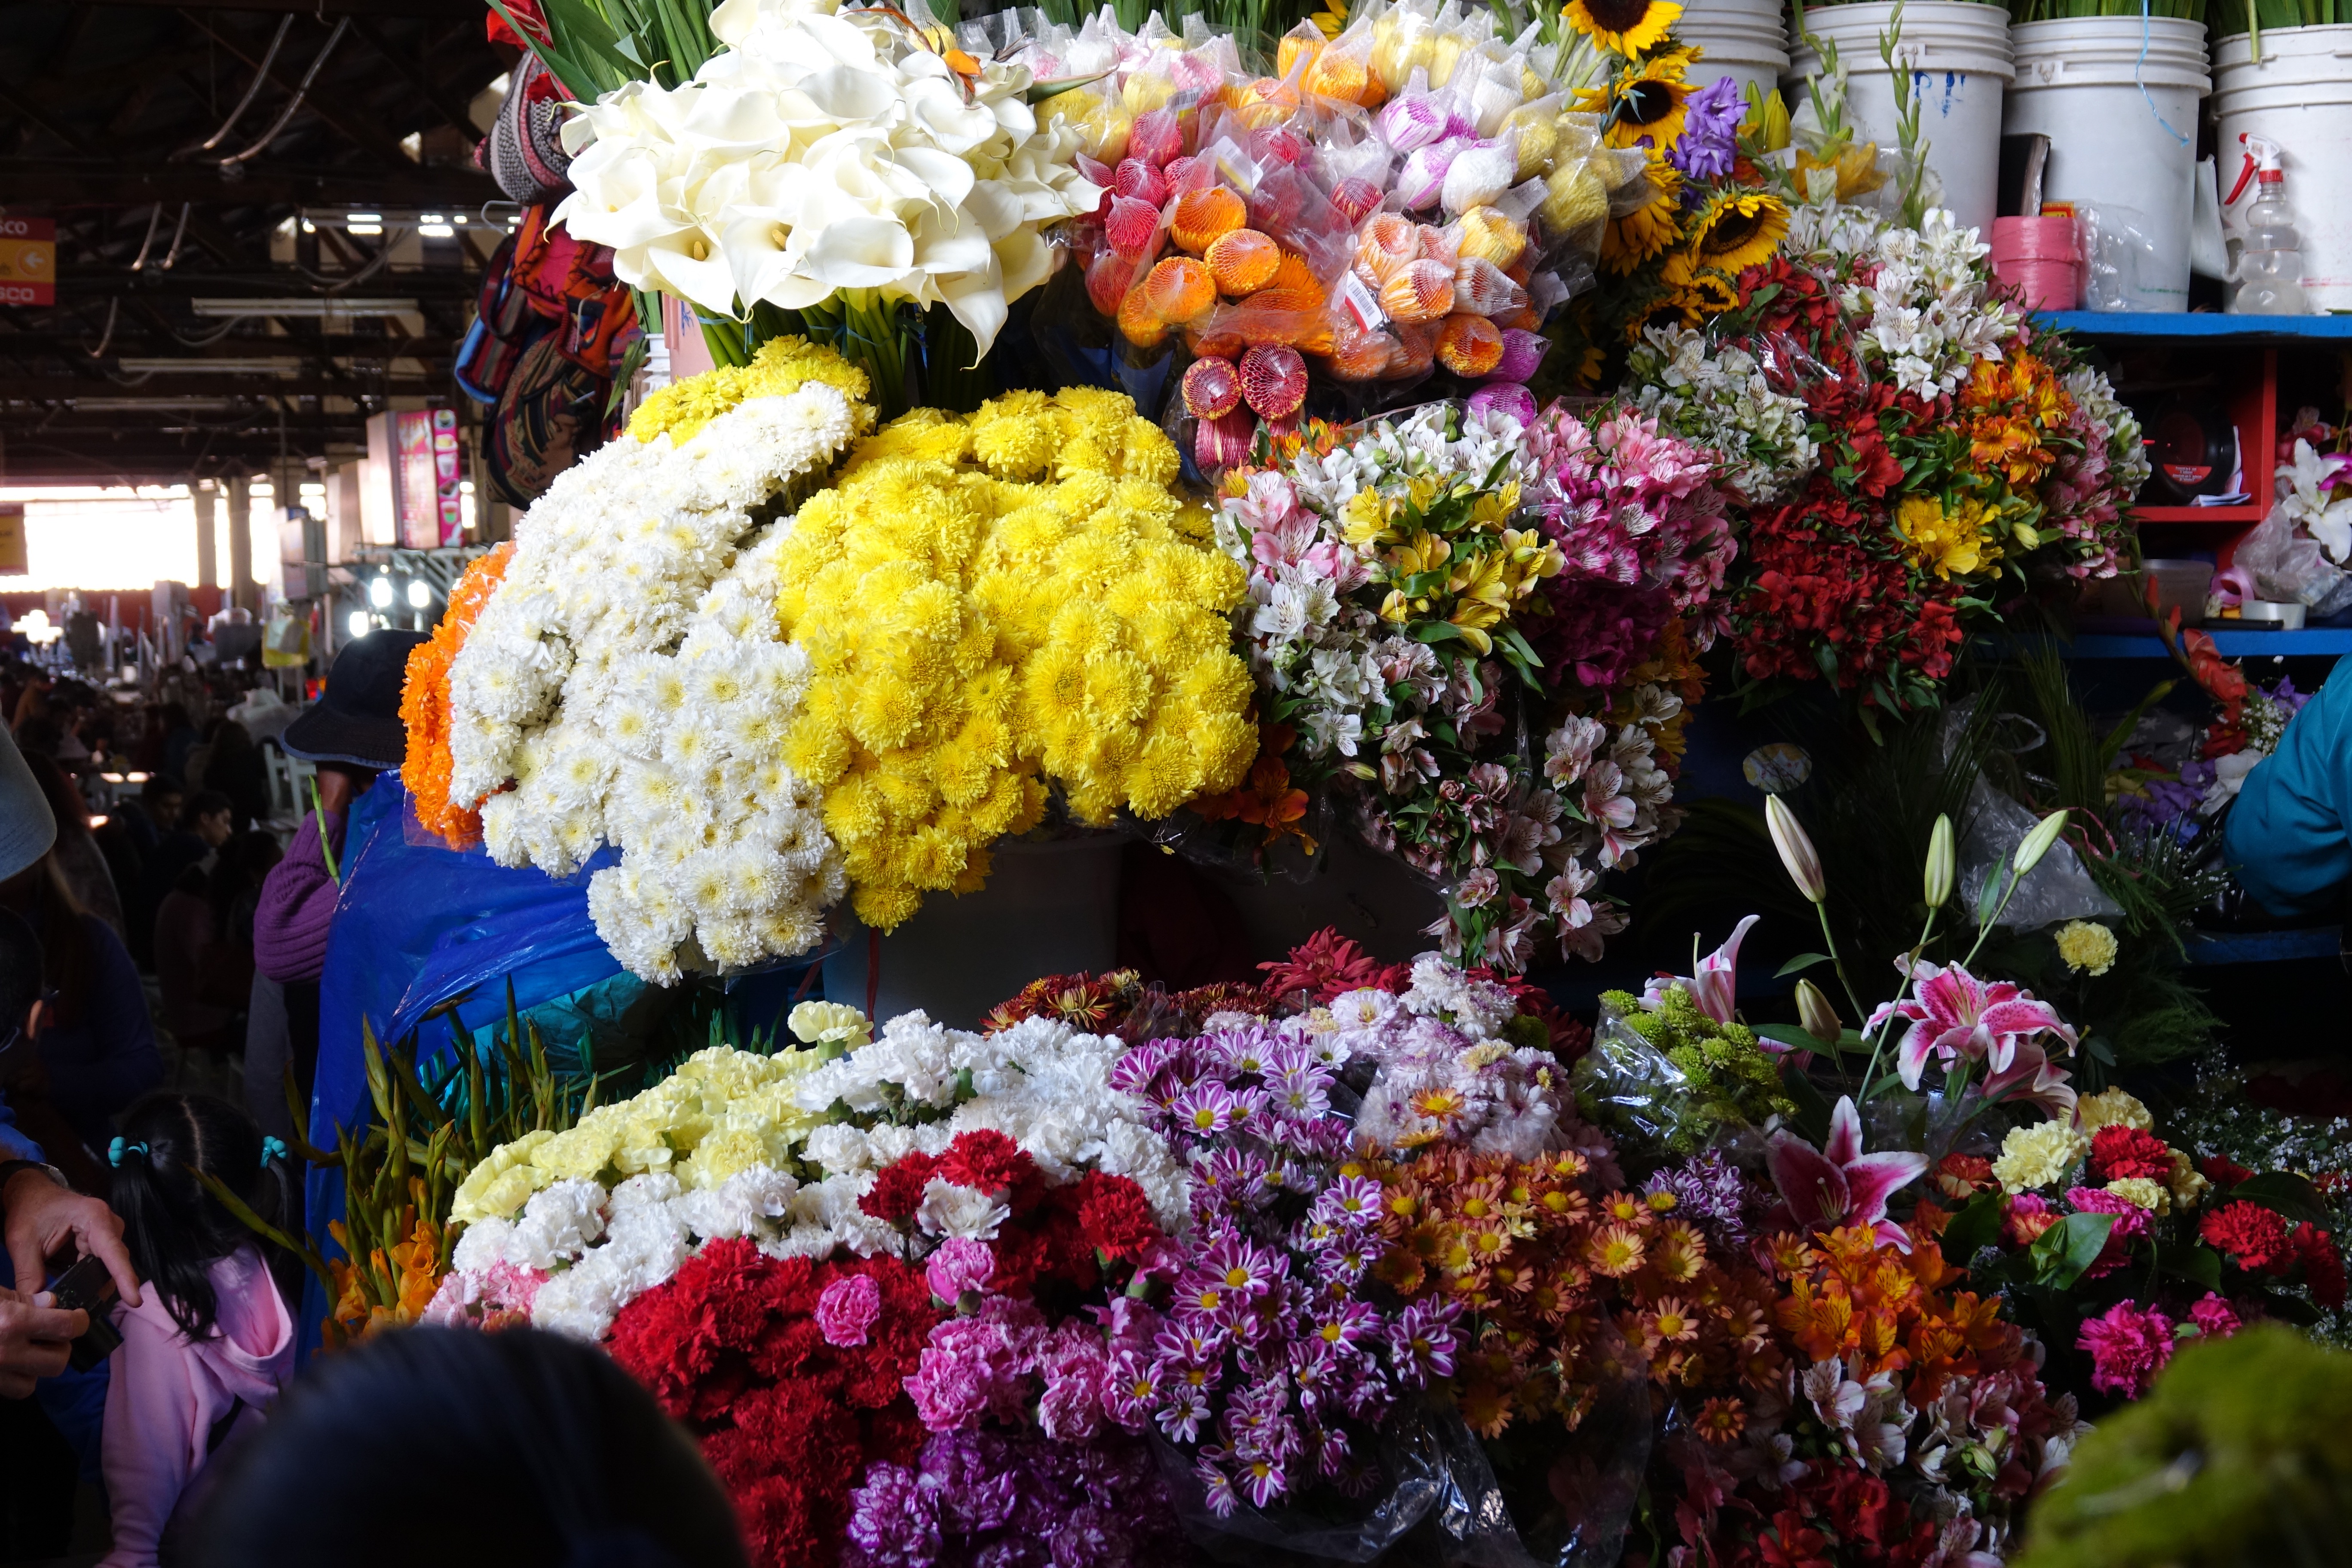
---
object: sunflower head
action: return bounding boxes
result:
[1562,0,1682,58]
[1600,152,1683,275]
[1601,50,1695,150]
[1686,187,1788,273]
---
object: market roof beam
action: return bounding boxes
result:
[0,156,498,206]
[18,0,486,17]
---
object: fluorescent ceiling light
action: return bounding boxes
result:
[190,298,419,318]
[116,357,303,375]
[418,223,455,239]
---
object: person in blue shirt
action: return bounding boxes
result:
[0,728,142,1400]
[2224,657,2352,916]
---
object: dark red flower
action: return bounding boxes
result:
[1074,1171,1164,1263]
[936,1129,1041,1211]
[1259,926,1388,1004]
[2199,1154,2255,1189]
[2089,1126,2174,1186]
[2295,1223,2347,1309]
[2201,1199,2294,1272]
[858,1151,940,1225]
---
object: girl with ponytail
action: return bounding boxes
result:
[100,1093,295,1568]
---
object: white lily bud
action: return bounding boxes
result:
[1923,814,1954,909]
[2012,810,2069,878]
[1796,979,1842,1046]
[1764,794,1826,904]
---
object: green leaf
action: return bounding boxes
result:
[1975,864,2007,927]
[2158,1243,2225,1293]
[1940,1191,2006,1264]
[1779,1061,1833,1147]
[2030,1212,2114,1291]
[1409,622,1468,646]
[2232,1171,2333,1227]
[1774,952,1832,978]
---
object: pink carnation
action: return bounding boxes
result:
[2189,1292,2242,1341]
[2076,1299,2175,1400]
[815,1273,883,1348]
[2065,1186,2153,1278]
[905,1296,1043,1433]
[926,1236,996,1303]
[1035,1323,1112,1442]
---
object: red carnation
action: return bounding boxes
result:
[2200,1199,2293,1272]
[2199,1154,2255,1189]
[2089,1126,2174,1186]
[2294,1223,2347,1309]
[936,1129,1042,1210]
[1075,1171,1164,1263]
[858,1151,940,1225]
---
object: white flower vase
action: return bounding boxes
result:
[1206,832,1448,967]
[821,836,1126,1029]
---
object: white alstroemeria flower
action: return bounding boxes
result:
[2279,438,2352,563]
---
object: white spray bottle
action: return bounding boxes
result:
[2226,132,2312,315]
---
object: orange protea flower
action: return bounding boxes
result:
[1695,1395,1747,1444]
[1588,1222,1647,1278]
[400,542,513,848]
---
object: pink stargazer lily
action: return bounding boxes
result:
[1767,1095,1929,1251]
[1867,959,2078,1091]
[1641,914,1760,1026]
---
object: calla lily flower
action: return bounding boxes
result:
[1767,1095,1929,1251]
[1867,959,2077,1091]
[554,0,1102,359]
[1641,914,1759,1026]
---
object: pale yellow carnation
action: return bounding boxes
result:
[1994,1121,2091,1194]
[790,1002,873,1049]
[2168,1147,2212,1209]
[2105,1176,2170,1215]
[2075,1087,2154,1134]
[2055,919,2119,978]
[450,1129,555,1225]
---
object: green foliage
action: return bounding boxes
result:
[1580,986,1796,1159]
[498,0,721,97]
[2018,1327,2352,1568]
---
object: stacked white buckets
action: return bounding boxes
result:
[1784,2,2015,236]
[2005,17,2209,312]
[2211,26,2352,311]
[1679,0,1792,107]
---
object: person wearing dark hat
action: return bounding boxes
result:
[0,726,143,1402]
[247,631,427,1139]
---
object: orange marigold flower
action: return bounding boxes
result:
[400,542,513,848]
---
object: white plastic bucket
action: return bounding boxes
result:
[1786,1,2015,237]
[1680,0,1792,109]
[2211,25,2352,311]
[821,836,1124,1029]
[2004,18,2207,312]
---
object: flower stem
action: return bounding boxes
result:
[1855,907,1938,1105]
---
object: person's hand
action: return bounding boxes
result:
[0,1285,82,1399]
[3,1169,140,1309]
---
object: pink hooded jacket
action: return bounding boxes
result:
[100,1245,294,1568]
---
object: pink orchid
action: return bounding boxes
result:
[1641,914,1758,1025]
[1766,1095,1929,1251]
[1867,959,2078,1091]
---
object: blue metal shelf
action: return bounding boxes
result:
[1985,629,2352,659]
[2035,311,2352,343]
[2186,926,2342,966]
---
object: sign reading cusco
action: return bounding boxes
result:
[0,216,55,307]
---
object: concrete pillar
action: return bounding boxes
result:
[227,474,254,614]
[193,483,217,590]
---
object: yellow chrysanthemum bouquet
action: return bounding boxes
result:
[779,387,1259,931]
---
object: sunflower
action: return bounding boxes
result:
[1596,50,1696,151]
[1311,0,1349,40]
[1658,252,1740,322]
[1685,187,1788,273]
[1600,152,1683,275]
[1562,0,1682,57]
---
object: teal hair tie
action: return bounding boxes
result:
[260,1136,288,1167]
[107,1138,147,1168]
